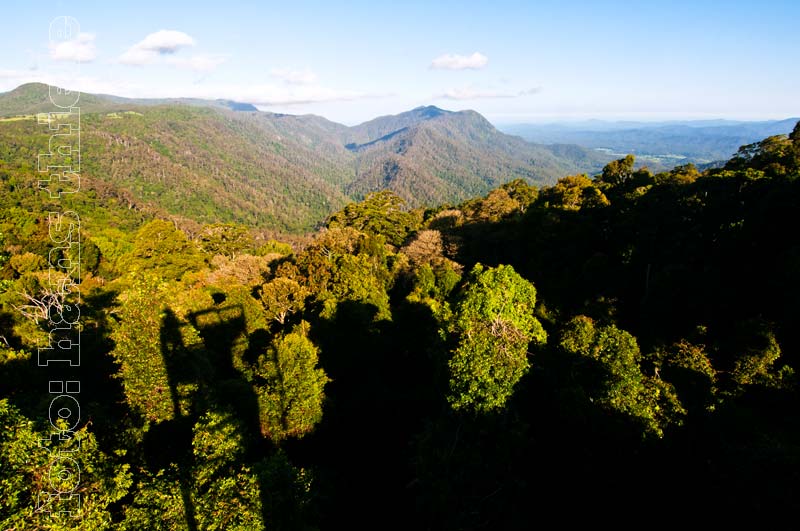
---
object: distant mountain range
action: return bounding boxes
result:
[0,84,260,115]
[0,83,614,231]
[500,118,800,166]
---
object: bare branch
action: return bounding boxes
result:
[12,287,71,326]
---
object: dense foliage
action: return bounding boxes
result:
[1,116,799,528]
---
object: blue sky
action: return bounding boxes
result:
[1,0,798,124]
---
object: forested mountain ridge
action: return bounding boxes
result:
[0,100,350,232]
[343,107,607,205]
[1,120,799,528]
[0,84,612,231]
[0,83,259,116]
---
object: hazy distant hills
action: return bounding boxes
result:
[501,118,800,165]
[0,84,112,115]
[0,83,613,231]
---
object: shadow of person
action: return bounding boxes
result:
[161,303,275,527]
[185,304,265,450]
[154,308,201,531]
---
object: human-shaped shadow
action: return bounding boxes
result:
[157,308,200,531]
[185,305,265,449]
[157,303,275,530]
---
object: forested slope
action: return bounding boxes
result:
[0,84,612,232]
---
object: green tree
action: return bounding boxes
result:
[730,319,793,387]
[109,277,207,422]
[447,264,546,412]
[726,134,795,176]
[559,316,684,437]
[255,321,330,442]
[198,223,254,259]
[61,237,102,281]
[541,174,609,210]
[80,238,102,278]
[500,178,538,212]
[258,277,308,325]
[9,251,47,274]
[406,262,461,329]
[256,239,293,257]
[327,190,419,246]
[125,219,203,281]
[119,468,188,531]
[296,228,393,320]
[464,188,519,222]
[0,400,131,531]
[600,154,636,186]
[654,339,717,412]
[655,163,700,185]
[192,411,265,531]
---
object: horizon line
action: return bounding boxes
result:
[2,82,798,127]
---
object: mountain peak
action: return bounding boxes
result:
[9,82,49,93]
[410,105,449,119]
[0,83,114,116]
[0,83,57,116]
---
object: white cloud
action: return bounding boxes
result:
[119,47,157,66]
[117,31,226,73]
[134,30,195,54]
[270,68,318,85]
[50,32,96,63]
[437,86,541,100]
[119,30,196,66]
[430,52,488,70]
